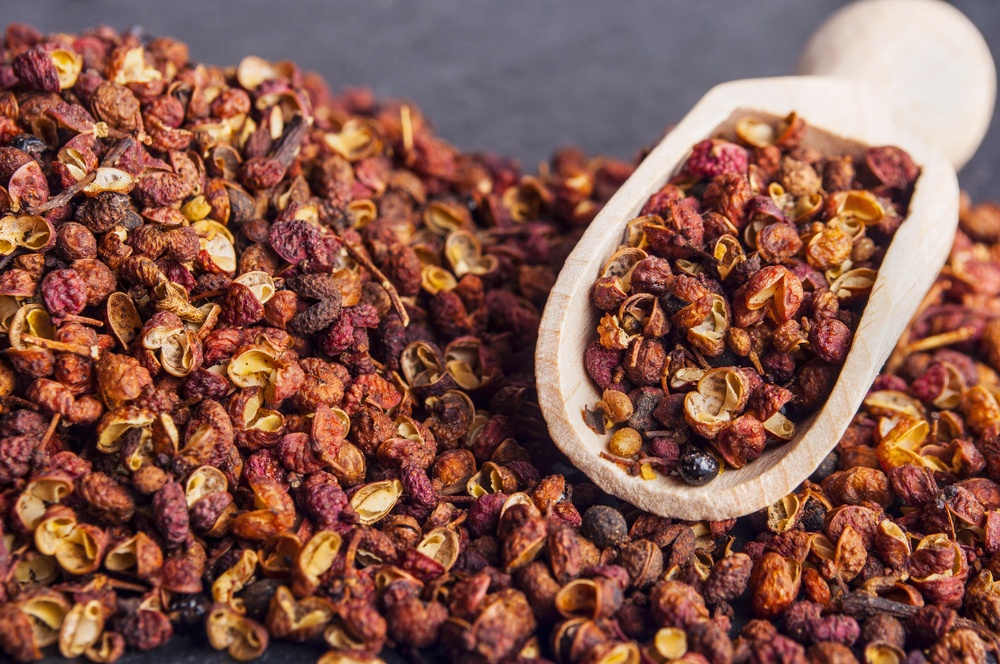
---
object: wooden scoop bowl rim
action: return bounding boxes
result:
[535,75,959,521]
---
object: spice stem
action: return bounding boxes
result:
[400,104,413,154]
[438,493,477,504]
[60,314,104,327]
[599,451,634,470]
[192,288,229,302]
[837,591,1000,652]
[343,528,362,575]
[340,238,410,327]
[101,136,135,167]
[902,325,978,355]
[40,412,60,448]
[885,277,950,373]
[20,334,99,359]
[30,170,98,214]
[0,249,19,272]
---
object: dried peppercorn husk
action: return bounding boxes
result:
[585,115,919,484]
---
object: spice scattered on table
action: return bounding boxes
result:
[583,114,920,485]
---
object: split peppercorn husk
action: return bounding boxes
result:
[2,21,1000,664]
[584,114,919,484]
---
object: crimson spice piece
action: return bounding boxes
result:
[583,114,920,485]
[1,23,1000,664]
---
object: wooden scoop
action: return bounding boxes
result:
[535,0,996,521]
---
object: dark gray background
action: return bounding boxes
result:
[5,0,998,662]
[4,0,1000,197]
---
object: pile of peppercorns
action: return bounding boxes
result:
[1,22,1000,664]
[583,115,917,486]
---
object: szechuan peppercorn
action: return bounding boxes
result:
[585,113,918,484]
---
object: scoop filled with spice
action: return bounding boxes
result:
[536,0,995,520]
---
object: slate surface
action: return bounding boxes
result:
[2,0,998,661]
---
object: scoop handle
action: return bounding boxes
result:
[797,0,995,170]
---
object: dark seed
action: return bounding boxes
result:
[660,293,686,316]
[798,499,827,532]
[676,445,720,486]
[705,349,739,367]
[581,504,629,549]
[168,593,211,627]
[238,578,283,621]
[8,133,47,154]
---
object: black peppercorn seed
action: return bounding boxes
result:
[677,445,721,486]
